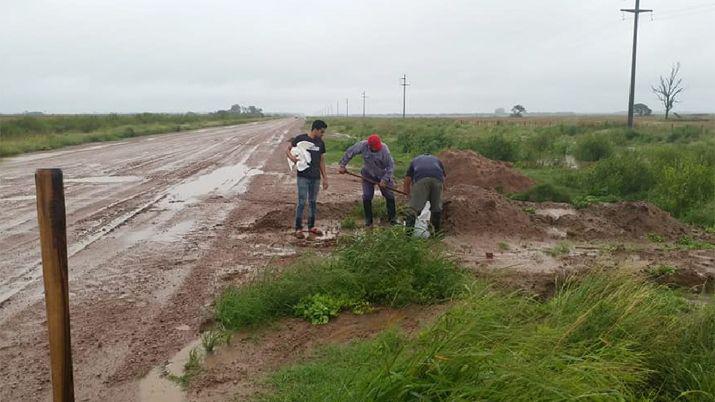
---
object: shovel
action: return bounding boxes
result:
[343,170,408,196]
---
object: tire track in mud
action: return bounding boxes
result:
[0,118,304,401]
[0,120,293,310]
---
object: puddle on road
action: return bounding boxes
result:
[122,220,195,245]
[65,176,143,184]
[139,367,186,402]
[139,338,202,402]
[160,163,262,210]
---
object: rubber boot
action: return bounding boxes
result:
[386,198,397,225]
[363,200,373,227]
[405,214,416,237]
[431,211,443,238]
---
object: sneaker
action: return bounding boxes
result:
[308,227,323,236]
[295,230,305,239]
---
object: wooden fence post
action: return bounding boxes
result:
[35,168,75,402]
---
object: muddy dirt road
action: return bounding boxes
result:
[0,118,306,401]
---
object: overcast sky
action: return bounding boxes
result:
[1,0,713,115]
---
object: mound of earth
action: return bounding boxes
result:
[443,184,540,237]
[553,202,692,241]
[438,149,534,193]
[250,201,357,231]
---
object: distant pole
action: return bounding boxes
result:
[400,74,410,118]
[336,100,340,116]
[361,91,367,118]
[622,0,652,129]
[35,169,75,402]
[345,98,349,117]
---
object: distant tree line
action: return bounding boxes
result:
[213,104,264,118]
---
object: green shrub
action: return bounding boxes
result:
[683,199,715,228]
[651,158,715,218]
[463,133,521,162]
[574,133,614,161]
[587,153,655,197]
[667,125,702,143]
[511,183,572,203]
[395,128,454,154]
[294,294,350,325]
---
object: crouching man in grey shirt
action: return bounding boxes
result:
[403,154,446,235]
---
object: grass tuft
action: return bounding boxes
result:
[261,272,715,401]
[215,228,466,330]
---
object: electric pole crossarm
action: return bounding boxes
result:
[621,9,653,13]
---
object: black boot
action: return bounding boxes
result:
[431,211,443,238]
[386,198,397,225]
[405,214,416,236]
[363,200,373,227]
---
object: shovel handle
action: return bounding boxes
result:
[344,170,408,196]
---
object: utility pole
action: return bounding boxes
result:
[336,100,340,116]
[621,0,652,129]
[400,74,410,118]
[345,98,349,117]
[361,91,367,118]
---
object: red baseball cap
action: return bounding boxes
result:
[367,133,382,151]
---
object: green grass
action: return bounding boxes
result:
[167,347,203,389]
[676,236,715,251]
[0,113,267,157]
[261,272,715,401]
[647,264,679,279]
[201,327,232,354]
[546,241,572,257]
[215,228,466,330]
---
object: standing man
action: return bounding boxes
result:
[338,133,396,226]
[403,154,446,235]
[287,120,329,239]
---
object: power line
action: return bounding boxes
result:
[655,4,715,21]
[621,0,653,129]
[400,74,410,118]
[656,2,715,17]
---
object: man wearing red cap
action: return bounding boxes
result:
[338,133,396,226]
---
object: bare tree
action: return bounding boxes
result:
[651,63,685,120]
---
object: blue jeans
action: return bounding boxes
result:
[295,176,320,230]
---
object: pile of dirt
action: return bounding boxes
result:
[553,202,693,241]
[443,184,540,237]
[438,149,534,193]
[249,201,357,231]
